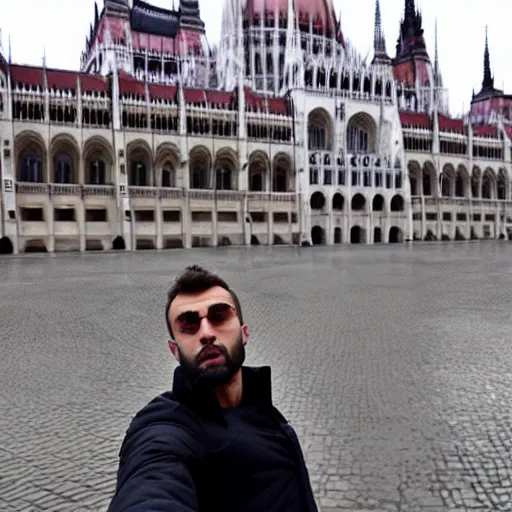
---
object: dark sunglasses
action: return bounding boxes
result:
[175,302,237,335]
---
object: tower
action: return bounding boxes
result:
[392,0,448,115]
[394,0,429,64]
[372,0,391,65]
[470,27,505,123]
[105,0,130,18]
[179,0,205,31]
[481,26,496,93]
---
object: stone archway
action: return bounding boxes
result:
[15,130,47,183]
[389,226,403,243]
[310,191,326,210]
[307,107,334,150]
[0,237,14,254]
[83,135,115,185]
[390,195,404,212]
[372,194,384,211]
[189,145,213,189]
[311,225,325,245]
[346,112,377,153]
[351,193,366,212]
[127,139,153,187]
[50,133,80,184]
[214,147,238,190]
[374,227,382,243]
[350,226,365,244]
[332,193,344,211]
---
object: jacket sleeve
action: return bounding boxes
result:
[107,422,204,512]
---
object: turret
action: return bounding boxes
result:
[179,0,205,32]
[372,0,391,65]
[105,0,130,19]
[481,26,498,93]
[394,0,429,63]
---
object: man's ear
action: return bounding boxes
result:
[241,324,248,345]
[168,340,180,362]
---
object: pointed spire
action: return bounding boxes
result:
[374,0,384,52]
[372,0,390,65]
[434,18,439,78]
[404,0,416,36]
[405,0,416,18]
[482,25,494,90]
[42,46,47,68]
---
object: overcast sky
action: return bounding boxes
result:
[1,0,509,117]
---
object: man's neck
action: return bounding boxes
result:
[214,368,243,408]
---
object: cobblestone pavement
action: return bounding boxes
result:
[2,243,512,511]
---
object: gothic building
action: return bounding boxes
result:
[0,0,510,254]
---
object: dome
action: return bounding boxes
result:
[243,0,341,41]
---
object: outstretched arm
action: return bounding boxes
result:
[107,423,203,512]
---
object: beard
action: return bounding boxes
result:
[177,330,246,390]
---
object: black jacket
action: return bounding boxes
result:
[107,365,318,512]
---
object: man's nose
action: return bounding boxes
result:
[198,317,216,342]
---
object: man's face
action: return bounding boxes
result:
[168,286,248,388]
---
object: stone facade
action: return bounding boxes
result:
[0,0,510,253]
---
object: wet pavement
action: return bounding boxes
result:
[1,242,512,511]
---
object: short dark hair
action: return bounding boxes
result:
[165,265,244,339]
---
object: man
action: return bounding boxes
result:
[108,265,318,512]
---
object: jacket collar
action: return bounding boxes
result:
[172,365,276,426]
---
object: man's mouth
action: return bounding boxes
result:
[199,349,224,363]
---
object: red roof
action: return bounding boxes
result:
[119,74,146,98]
[438,113,464,134]
[177,30,203,54]
[473,124,498,138]
[98,16,129,43]
[183,88,206,104]
[399,111,430,129]
[393,60,430,88]
[206,90,233,106]
[267,97,288,115]
[148,83,177,102]
[243,0,338,39]
[80,74,109,93]
[10,65,44,88]
[46,69,78,91]
[244,87,265,111]
[505,125,512,140]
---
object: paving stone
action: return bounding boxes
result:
[2,244,512,510]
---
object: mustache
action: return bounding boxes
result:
[196,344,228,363]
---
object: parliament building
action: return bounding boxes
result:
[0,0,511,253]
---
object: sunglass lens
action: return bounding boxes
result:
[178,312,200,334]
[208,303,233,325]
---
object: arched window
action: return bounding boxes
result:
[307,109,333,150]
[130,161,147,186]
[346,113,376,153]
[273,169,287,192]
[216,168,232,190]
[347,125,369,153]
[88,158,106,185]
[250,173,263,191]
[192,168,208,189]
[54,155,73,183]
[19,153,43,182]
[161,163,176,187]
